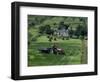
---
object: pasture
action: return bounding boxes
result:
[28,15,88,66]
[28,37,84,66]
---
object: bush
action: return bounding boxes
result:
[31,36,37,41]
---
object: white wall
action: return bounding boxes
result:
[0,0,99,82]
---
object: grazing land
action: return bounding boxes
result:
[28,15,87,66]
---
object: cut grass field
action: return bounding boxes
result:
[28,36,85,66]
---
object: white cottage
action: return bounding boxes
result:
[58,28,69,38]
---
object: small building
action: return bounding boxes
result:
[57,27,69,38]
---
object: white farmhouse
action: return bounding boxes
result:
[58,27,69,38]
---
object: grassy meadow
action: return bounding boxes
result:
[28,15,88,66]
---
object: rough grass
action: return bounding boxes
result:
[28,37,84,66]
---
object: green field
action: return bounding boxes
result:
[28,37,85,66]
[28,15,87,66]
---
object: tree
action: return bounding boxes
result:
[74,25,82,38]
[69,27,74,38]
[39,26,46,34]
